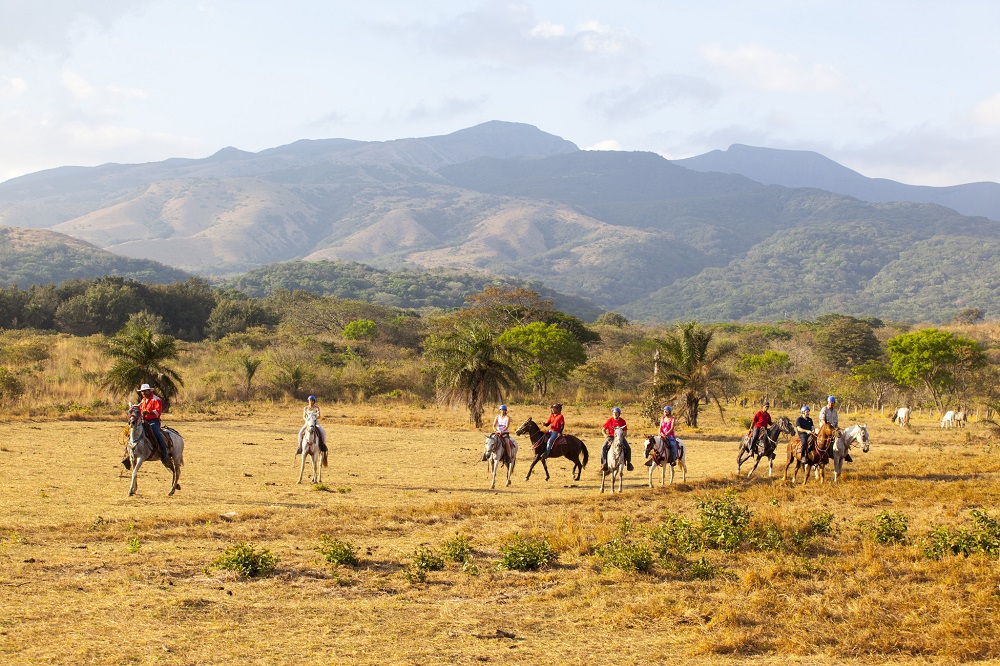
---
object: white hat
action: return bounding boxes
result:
[138,383,153,392]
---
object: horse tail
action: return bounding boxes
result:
[321,450,328,468]
[580,441,589,469]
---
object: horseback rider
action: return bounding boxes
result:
[818,395,851,462]
[138,383,171,465]
[659,405,678,465]
[543,403,564,457]
[748,401,773,455]
[297,395,328,454]
[492,404,515,460]
[601,407,634,472]
[795,405,814,458]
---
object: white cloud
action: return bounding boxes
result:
[588,73,719,121]
[584,139,623,151]
[530,21,565,38]
[0,77,27,98]
[973,93,1000,128]
[61,70,96,100]
[702,44,844,93]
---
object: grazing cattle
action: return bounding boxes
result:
[941,410,957,428]
[955,411,968,427]
[894,407,910,427]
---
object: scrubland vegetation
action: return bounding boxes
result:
[2,279,1000,663]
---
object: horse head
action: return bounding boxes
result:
[643,435,656,458]
[778,415,796,437]
[612,426,626,448]
[126,404,142,427]
[858,424,870,453]
[482,433,501,461]
[514,417,535,437]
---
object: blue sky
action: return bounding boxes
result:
[2,0,999,186]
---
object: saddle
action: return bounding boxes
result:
[533,434,567,455]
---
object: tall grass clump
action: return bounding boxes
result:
[211,542,278,578]
[923,509,1000,560]
[316,536,359,567]
[497,533,556,571]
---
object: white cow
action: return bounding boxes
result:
[894,407,910,427]
[941,410,957,428]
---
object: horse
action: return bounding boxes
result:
[956,411,968,427]
[482,433,517,489]
[600,427,627,493]
[831,424,870,482]
[783,425,835,485]
[894,407,910,427]
[736,416,796,478]
[297,412,328,484]
[514,417,589,482]
[124,404,183,497]
[642,434,687,486]
[941,410,957,428]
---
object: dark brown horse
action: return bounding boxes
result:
[514,417,589,482]
[782,425,837,485]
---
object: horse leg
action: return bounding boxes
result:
[541,457,550,481]
[490,458,498,490]
[298,449,307,484]
[680,454,687,483]
[782,453,794,483]
[618,468,624,493]
[747,453,763,479]
[767,454,774,477]
[128,457,143,496]
[525,455,540,481]
[168,456,179,496]
[648,463,654,488]
[600,469,607,493]
[314,451,322,484]
[507,457,516,487]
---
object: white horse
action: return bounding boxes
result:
[482,433,518,489]
[297,413,328,484]
[830,424,870,482]
[941,410,957,428]
[956,411,968,427]
[642,435,687,486]
[894,407,910,427]
[601,427,627,493]
[125,404,183,497]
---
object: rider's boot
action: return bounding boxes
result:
[600,441,609,471]
[625,443,634,472]
[121,456,131,470]
[845,452,853,463]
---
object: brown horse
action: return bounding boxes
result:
[783,425,837,485]
[515,417,589,482]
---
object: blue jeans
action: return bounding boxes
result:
[667,436,678,462]
[545,431,559,456]
[146,419,169,459]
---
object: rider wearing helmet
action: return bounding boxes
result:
[297,395,327,455]
[795,405,814,458]
[659,406,678,465]
[601,407,633,472]
[818,396,849,461]
[493,404,514,460]
[749,401,773,456]
[543,403,565,457]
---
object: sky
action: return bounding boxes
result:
[2,0,1000,187]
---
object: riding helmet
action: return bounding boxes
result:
[663,406,672,414]
[612,407,621,415]
[763,401,770,407]
[308,395,316,401]
[827,395,836,403]
[499,404,508,411]
[801,405,810,413]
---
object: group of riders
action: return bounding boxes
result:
[489,402,682,470]
[748,395,851,462]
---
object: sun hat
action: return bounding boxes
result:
[138,384,152,392]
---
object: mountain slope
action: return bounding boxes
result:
[675,144,1000,221]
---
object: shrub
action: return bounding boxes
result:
[212,542,278,578]
[316,536,358,567]
[923,509,1000,560]
[411,546,445,572]
[649,512,702,556]
[688,556,717,580]
[748,522,785,552]
[497,534,556,571]
[697,492,754,552]
[808,511,835,536]
[862,511,909,545]
[595,518,654,572]
[440,533,473,563]
[126,535,142,553]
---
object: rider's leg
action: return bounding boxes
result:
[751,427,764,454]
[624,438,633,471]
[297,424,306,454]
[601,438,611,467]
[668,436,678,465]
[545,431,558,457]
[147,419,170,462]
[800,433,809,457]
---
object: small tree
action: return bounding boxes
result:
[735,350,792,405]
[813,315,882,370]
[237,354,263,400]
[887,328,986,410]
[499,322,587,398]
[850,360,897,410]
[655,323,736,427]
[101,322,183,410]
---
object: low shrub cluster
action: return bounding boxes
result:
[860,511,910,545]
[923,509,1000,560]
[211,542,278,578]
[497,534,557,571]
[316,536,359,568]
[595,518,654,572]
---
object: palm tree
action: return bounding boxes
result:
[656,322,736,427]
[426,320,522,428]
[237,354,263,400]
[101,322,183,410]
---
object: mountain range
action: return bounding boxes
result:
[0,121,997,323]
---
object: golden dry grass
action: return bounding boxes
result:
[1,403,999,665]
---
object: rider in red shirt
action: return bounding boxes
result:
[543,404,564,457]
[138,383,171,463]
[601,407,633,471]
[749,401,772,455]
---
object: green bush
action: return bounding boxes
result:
[316,536,359,567]
[688,556,717,580]
[648,512,702,556]
[697,492,754,552]
[595,518,654,572]
[212,542,278,578]
[497,534,556,571]
[862,511,909,545]
[923,509,1000,560]
[440,533,473,563]
[808,511,835,536]
[748,522,785,552]
[411,546,445,572]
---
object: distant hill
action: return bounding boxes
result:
[0,226,189,287]
[675,144,1000,221]
[2,122,999,323]
[224,259,603,321]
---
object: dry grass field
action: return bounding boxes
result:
[2,402,999,665]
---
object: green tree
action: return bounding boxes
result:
[101,323,183,410]
[594,312,629,328]
[499,322,587,397]
[426,320,522,428]
[813,315,883,370]
[887,328,987,409]
[735,350,793,404]
[343,319,378,341]
[850,360,897,410]
[237,354,263,400]
[655,323,736,427]
[952,307,985,325]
